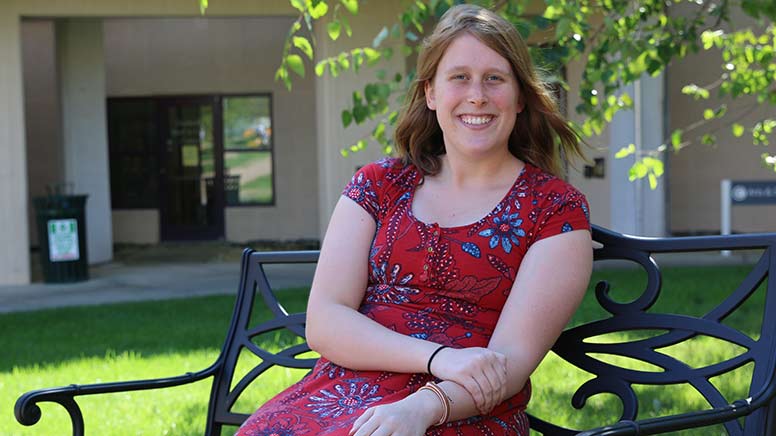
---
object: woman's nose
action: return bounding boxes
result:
[467,83,487,106]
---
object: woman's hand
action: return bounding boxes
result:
[349,389,442,436]
[429,347,507,414]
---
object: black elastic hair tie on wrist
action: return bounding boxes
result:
[427,345,449,376]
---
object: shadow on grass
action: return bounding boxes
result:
[0,289,311,372]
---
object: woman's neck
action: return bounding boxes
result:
[436,152,524,189]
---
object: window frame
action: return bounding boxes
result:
[221,92,276,207]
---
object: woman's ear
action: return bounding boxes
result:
[425,81,436,110]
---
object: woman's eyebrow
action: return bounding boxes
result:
[441,65,513,76]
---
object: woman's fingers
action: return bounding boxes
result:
[430,347,509,414]
[350,408,374,435]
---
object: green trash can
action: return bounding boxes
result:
[33,194,89,283]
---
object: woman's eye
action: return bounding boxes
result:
[487,75,503,82]
[451,74,467,80]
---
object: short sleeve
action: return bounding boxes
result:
[341,161,387,221]
[533,184,591,243]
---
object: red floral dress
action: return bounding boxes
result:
[236,157,590,436]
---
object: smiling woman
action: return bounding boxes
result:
[235,4,593,436]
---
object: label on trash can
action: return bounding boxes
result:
[47,219,80,262]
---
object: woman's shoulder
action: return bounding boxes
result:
[356,157,417,185]
[521,163,586,199]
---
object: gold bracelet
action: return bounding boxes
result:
[419,381,450,426]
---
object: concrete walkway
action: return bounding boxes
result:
[0,260,316,314]
[0,249,759,314]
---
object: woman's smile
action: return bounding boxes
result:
[458,114,496,127]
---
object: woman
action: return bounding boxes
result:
[236,4,592,436]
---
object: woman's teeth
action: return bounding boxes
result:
[460,115,493,125]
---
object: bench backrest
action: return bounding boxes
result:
[204,225,776,436]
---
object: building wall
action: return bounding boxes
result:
[58,19,114,263]
[667,7,776,234]
[22,20,63,247]
[0,12,29,284]
[102,16,320,242]
[313,1,410,236]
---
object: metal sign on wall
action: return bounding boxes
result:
[730,181,776,205]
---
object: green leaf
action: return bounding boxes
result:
[315,61,326,76]
[286,54,305,78]
[341,110,352,128]
[703,108,715,120]
[310,0,328,19]
[543,5,563,19]
[327,21,341,40]
[648,173,658,190]
[329,59,340,77]
[701,30,724,50]
[275,66,291,90]
[628,161,648,181]
[373,26,389,48]
[619,93,633,107]
[340,0,358,15]
[373,122,386,141]
[670,129,682,148]
[643,157,664,177]
[357,139,367,150]
[289,0,306,13]
[615,143,636,158]
[681,84,710,99]
[338,52,350,70]
[701,133,717,145]
[342,16,352,37]
[199,0,208,14]
[353,105,369,123]
[732,123,745,137]
[293,36,313,60]
[363,47,381,66]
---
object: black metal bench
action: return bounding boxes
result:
[15,225,776,435]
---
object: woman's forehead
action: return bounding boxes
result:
[436,34,513,73]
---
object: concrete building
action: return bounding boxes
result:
[1,1,774,285]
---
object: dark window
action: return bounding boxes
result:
[107,94,275,209]
[108,99,159,208]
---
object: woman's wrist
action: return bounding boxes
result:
[409,387,446,428]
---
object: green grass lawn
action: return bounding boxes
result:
[1,265,766,435]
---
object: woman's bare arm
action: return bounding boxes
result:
[305,197,504,382]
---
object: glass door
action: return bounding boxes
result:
[159,97,224,240]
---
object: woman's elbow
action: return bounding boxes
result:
[305,312,324,353]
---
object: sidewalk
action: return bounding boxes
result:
[0,243,317,314]
[0,246,759,314]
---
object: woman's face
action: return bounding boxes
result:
[425,34,523,160]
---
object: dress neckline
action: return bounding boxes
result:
[406,163,530,230]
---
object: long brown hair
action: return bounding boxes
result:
[394,4,584,177]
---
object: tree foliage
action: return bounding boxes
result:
[201,0,776,180]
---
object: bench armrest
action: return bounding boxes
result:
[14,363,220,436]
[577,398,757,435]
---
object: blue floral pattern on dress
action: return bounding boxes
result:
[307,382,382,418]
[367,262,418,304]
[477,206,526,254]
[343,171,379,218]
